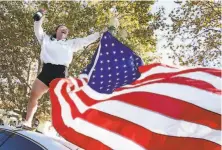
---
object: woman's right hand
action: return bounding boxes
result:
[33,9,46,21]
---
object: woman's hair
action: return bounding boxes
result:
[51,24,67,39]
[55,24,66,32]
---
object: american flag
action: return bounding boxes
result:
[49,32,221,150]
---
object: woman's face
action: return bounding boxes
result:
[56,25,69,40]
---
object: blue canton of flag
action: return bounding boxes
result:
[81,31,143,94]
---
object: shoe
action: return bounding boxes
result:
[16,121,32,130]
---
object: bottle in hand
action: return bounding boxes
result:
[33,9,46,21]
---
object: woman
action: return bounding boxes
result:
[20,9,101,128]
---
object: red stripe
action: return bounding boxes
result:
[49,79,111,150]
[138,63,177,74]
[138,64,221,77]
[76,78,84,87]
[61,84,220,150]
[77,89,221,130]
[117,76,221,94]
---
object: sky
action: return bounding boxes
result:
[151,0,221,68]
[151,0,179,66]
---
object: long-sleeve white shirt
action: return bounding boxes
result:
[34,18,100,67]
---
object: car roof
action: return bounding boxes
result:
[0,126,80,150]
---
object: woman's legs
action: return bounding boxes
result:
[24,78,48,127]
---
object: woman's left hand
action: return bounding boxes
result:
[99,27,108,35]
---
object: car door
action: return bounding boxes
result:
[0,130,46,150]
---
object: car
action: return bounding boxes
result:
[0,125,83,150]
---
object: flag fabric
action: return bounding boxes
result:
[80,31,143,94]
[49,33,221,150]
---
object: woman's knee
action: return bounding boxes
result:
[30,89,43,101]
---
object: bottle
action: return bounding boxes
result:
[33,9,46,21]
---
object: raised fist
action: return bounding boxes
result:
[33,9,46,21]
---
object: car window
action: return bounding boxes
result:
[0,132,44,150]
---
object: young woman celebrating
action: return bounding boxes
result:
[20,9,101,128]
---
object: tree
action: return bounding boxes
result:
[0,1,163,121]
[164,1,221,67]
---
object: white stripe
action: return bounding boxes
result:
[123,78,164,88]
[78,74,89,80]
[83,83,221,114]
[66,78,82,92]
[69,92,88,114]
[176,71,221,90]
[88,38,102,79]
[69,78,78,88]
[54,80,145,150]
[90,100,222,145]
[138,66,180,80]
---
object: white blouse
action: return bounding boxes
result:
[34,18,100,67]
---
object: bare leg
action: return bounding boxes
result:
[24,78,48,127]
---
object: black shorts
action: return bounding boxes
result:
[37,63,68,87]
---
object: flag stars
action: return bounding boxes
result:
[105,44,108,47]
[116,66,119,69]
[100,60,103,64]
[104,36,107,39]
[100,68,103,71]
[116,72,119,76]
[108,85,111,87]
[113,51,116,54]
[106,52,109,55]
[100,75,104,78]
[108,74,112,77]
[100,87,103,89]
[117,78,120,81]
[114,59,118,62]
[121,50,124,53]
[107,60,110,63]
[92,82,95,84]
[124,70,127,73]
[124,76,128,78]
[92,75,96,78]
[122,58,125,61]
[100,53,103,56]
[100,81,103,84]
[108,67,111,70]
[108,80,112,83]
[112,43,115,46]
[123,65,127,68]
